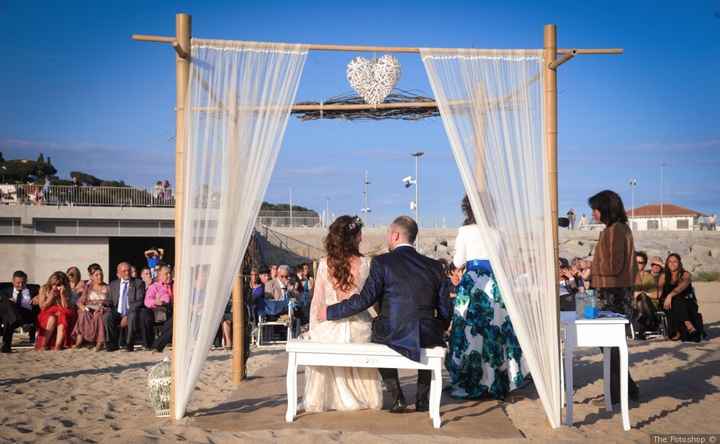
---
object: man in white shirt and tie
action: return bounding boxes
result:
[0,270,38,353]
[104,262,152,352]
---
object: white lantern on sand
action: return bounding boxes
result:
[147,357,172,417]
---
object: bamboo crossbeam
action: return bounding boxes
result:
[292,101,436,111]
[131,34,622,56]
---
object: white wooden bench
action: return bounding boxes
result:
[285,340,446,428]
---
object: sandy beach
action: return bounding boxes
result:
[1,283,718,443]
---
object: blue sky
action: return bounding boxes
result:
[1,1,718,226]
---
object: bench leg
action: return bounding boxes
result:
[430,362,442,428]
[286,352,297,423]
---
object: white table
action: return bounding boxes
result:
[560,312,631,431]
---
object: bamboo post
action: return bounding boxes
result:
[543,23,562,428]
[171,12,191,421]
[232,273,246,384]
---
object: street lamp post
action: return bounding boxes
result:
[361,170,371,217]
[411,152,424,248]
[629,178,637,228]
[325,196,330,227]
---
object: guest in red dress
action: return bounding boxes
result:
[35,271,77,351]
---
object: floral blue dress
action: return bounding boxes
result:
[446,259,528,399]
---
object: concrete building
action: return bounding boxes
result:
[0,205,174,284]
[627,203,704,231]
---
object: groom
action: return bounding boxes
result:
[318,215,452,413]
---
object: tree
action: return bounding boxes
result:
[37,153,45,164]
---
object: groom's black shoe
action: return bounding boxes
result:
[415,370,431,412]
[415,399,429,412]
[390,392,408,413]
[385,379,408,413]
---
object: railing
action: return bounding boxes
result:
[0,185,323,226]
[257,210,321,228]
[259,225,325,259]
[0,184,175,208]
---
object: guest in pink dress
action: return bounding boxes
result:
[72,268,108,351]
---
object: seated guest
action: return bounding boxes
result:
[633,251,658,296]
[66,266,85,305]
[577,257,592,287]
[35,271,77,351]
[104,262,152,351]
[214,300,232,349]
[559,258,581,310]
[140,267,153,290]
[446,262,463,299]
[297,263,314,293]
[266,265,298,300]
[73,267,108,351]
[0,270,38,352]
[144,263,173,326]
[84,263,102,287]
[658,253,702,342]
[633,251,661,338]
[154,265,206,352]
[649,256,664,282]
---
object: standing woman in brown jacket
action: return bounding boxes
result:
[588,190,640,404]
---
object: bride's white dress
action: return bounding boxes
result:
[303,256,383,412]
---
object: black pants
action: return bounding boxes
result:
[154,318,173,352]
[666,294,699,339]
[104,307,154,350]
[378,367,431,405]
[597,287,639,403]
[0,302,36,349]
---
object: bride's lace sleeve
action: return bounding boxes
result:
[309,259,328,325]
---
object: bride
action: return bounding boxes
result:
[303,215,383,412]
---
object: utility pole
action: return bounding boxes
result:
[660,163,667,231]
[289,187,293,228]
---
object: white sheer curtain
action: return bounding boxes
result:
[174,39,308,419]
[421,49,561,428]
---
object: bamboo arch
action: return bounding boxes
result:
[132,13,623,422]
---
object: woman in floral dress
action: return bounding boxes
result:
[446,196,528,399]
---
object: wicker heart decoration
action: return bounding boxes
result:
[346,55,401,105]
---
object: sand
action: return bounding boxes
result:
[1,283,718,443]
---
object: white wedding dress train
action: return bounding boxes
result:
[302,256,383,412]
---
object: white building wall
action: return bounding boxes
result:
[0,237,109,284]
[629,216,693,231]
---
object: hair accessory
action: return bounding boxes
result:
[347,215,364,232]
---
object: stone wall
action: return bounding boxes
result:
[264,227,720,274]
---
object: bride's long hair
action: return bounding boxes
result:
[324,215,363,292]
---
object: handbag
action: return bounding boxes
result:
[154,306,168,323]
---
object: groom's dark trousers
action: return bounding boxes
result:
[327,245,452,407]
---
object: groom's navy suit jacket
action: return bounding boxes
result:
[327,245,452,362]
